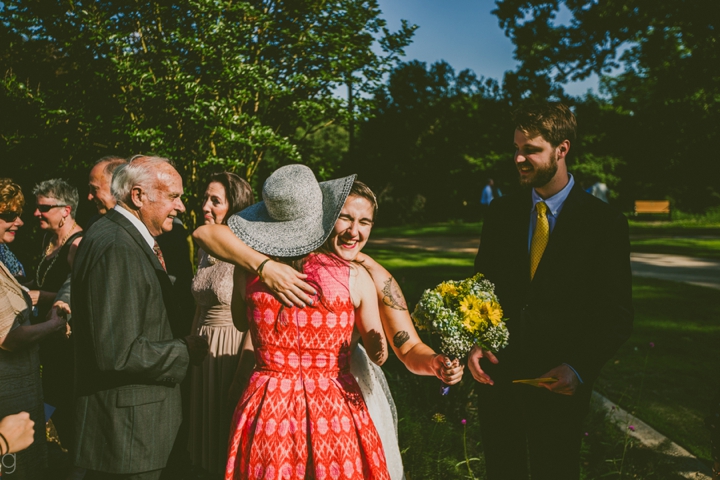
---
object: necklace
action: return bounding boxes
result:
[36,221,77,289]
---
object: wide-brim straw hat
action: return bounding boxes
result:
[227,164,356,257]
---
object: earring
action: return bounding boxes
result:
[59,216,65,228]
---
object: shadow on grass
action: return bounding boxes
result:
[596,277,720,462]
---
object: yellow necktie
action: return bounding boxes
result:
[530,201,549,280]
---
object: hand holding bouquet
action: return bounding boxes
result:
[412,273,509,360]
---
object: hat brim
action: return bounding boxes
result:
[227,173,356,257]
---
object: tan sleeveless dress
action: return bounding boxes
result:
[187,250,245,474]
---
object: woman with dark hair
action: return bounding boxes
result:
[28,178,83,456]
[0,178,68,479]
[187,172,254,476]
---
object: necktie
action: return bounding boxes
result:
[529,201,549,280]
[153,240,167,272]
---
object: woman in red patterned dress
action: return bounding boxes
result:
[224,165,390,480]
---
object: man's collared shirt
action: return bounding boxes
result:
[114,205,155,249]
[527,174,575,252]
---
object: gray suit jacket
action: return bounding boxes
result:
[70,209,190,473]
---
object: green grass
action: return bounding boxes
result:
[365,244,718,478]
[595,277,720,462]
[372,221,483,238]
[630,237,720,259]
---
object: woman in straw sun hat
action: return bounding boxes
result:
[221,164,390,479]
[194,166,464,480]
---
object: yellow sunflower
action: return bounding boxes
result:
[459,296,487,332]
[436,282,459,299]
[479,301,504,326]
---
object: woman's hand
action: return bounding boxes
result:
[0,412,35,454]
[260,260,316,308]
[28,290,40,306]
[433,354,464,385]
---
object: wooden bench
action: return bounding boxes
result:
[634,200,671,220]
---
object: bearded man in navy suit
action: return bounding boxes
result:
[468,103,633,480]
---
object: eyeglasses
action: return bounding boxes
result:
[0,211,20,222]
[35,204,67,213]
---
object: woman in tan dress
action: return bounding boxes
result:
[188,172,254,476]
[0,178,68,479]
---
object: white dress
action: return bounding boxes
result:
[350,343,405,480]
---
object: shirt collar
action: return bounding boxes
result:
[114,205,155,249]
[531,174,575,217]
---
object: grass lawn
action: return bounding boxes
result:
[365,242,719,478]
[595,277,720,462]
[630,237,720,259]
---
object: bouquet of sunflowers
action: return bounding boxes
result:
[412,273,509,359]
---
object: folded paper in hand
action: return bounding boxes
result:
[512,377,558,387]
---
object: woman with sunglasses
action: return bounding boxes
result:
[27,179,83,459]
[0,178,69,479]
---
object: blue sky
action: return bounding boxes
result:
[376,0,600,97]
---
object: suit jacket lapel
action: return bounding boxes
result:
[105,210,168,276]
[529,184,585,287]
[511,192,533,296]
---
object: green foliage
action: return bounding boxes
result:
[0,0,414,228]
[353,60,515,224]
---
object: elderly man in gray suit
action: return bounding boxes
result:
[71,156,208,480]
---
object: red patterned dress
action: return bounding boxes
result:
[226,254,390,480]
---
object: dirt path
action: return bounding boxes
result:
[368,236,720,290]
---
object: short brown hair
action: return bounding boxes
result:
[349,180,378,221]
[513,103,577,147]
[0,179,25,214]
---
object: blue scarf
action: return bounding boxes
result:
[0,243,26,279]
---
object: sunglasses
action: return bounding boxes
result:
[35,204,67,213]
[0,211,20,222]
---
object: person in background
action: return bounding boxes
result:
[70,157,208,480]
[589,179,609,203]
[187,172,254,476]
[28,179,83,461]
[87,156,128,219]
[480,178,501,218]
[0,178,69,479]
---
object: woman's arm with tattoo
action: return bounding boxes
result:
[356,253,463,384]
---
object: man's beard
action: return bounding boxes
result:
[518,152,558,188]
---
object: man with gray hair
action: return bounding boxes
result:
[71,156,208,479]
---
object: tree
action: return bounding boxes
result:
[354,60,513,224]
[494,0,720,210]
[0,0,415,228]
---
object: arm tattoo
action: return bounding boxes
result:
[381,277,408,311]
[393,331,410,348]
